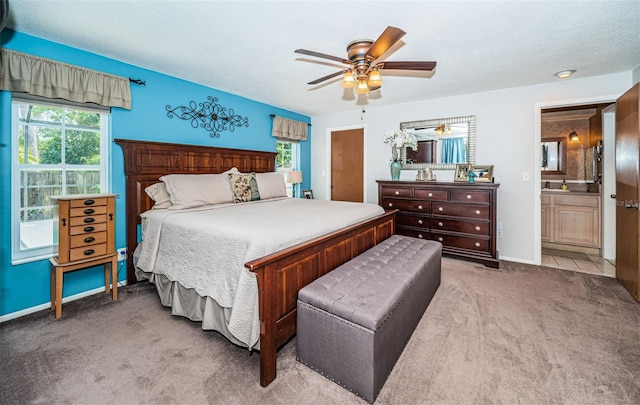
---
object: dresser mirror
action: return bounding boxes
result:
[400,115,476,170]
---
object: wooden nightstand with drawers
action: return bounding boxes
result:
[50,193,118,318]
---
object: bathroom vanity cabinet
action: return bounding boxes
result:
[541,192,600,248]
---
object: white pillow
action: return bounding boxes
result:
[160,173,233,209]
[255,172,287,199]
[223,167,241,174]
[145,182,172,209]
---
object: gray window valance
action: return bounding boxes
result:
[271,115,308,141]
[0,48,132,110]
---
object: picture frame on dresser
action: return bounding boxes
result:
[470,165,494,182]
[454,164,472,182]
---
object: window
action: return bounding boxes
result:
[276,140,298,197]
[11,99,110,264]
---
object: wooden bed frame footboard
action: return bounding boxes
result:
[245,209,396,387]
[114,138,396,388]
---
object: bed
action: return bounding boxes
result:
[115,139,396,387]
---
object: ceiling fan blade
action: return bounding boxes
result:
[295,49,350,64]
[378,61,437,71]
[307,70,345,85]
[366,26,406,61]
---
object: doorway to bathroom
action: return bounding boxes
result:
[539,101,617,277]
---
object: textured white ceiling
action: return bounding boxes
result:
[5,0,640,116]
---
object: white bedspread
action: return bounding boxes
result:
[137,198,384,349]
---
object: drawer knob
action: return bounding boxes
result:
[418,219,423,225]
[475,242,481,247]
[428,192,433,197]
[438,207,443,212]
[84,208,95,214]
[388,203,393,208]
[475,210,481,215]
[84,217,95,223]
[467,194,472,199]
[395,190,400,195]
[84,199,95,206]
[84,236,95,243]
[437,237,443,242]
[418,234,423,239]
[438,222,443,227]
[418,205,423,210]
[475,226,481,231]
[83,249,95,256]
[84,226,95,232]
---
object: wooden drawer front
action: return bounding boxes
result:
[397,213,429,228]
[553,195,599,208]
[70,205,107,217]
[69,197,108,208]
[70,231,107,248]
[450,190,490,203]
[396,227,430,240]
[69,243,107,261]
[541,194,551,205]
[414,189,448,201]
[69,222,108,236]
[381,187,413,198]
[69,214,107,227]
[382,199,429,213]
[431,203,489,219]
[431,218,490,236]
[432,233,490,252]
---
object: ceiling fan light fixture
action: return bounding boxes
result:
[367,69,382,87]
[341,71,356,88]
[356,78,370,94]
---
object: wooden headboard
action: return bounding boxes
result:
[114,139,277,284]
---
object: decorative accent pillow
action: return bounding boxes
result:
[255,172,287,199]
[223,167,241,175]
[145,182,172,209]
[160,173,234,209]
[228,173,261,203]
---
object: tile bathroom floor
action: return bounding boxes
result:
[542,248,616,278]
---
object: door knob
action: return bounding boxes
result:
[624,201,639,209]
[610,194,616,198]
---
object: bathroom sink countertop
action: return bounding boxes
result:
[542,189,600,195]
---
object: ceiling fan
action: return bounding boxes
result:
[295,26,436,95]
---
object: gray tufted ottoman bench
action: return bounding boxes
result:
[296,234,441,403]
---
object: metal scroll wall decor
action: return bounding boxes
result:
[166,96,249,138]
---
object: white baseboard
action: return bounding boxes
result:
[500,256,536,265]
[0,282,126,323]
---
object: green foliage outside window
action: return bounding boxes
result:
[15,103,103,223]
[276,141,293,169]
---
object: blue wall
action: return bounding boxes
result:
[0,30,311,317]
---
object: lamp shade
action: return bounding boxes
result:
[568,131,580,143]
[367,70,382,87]
[286,170,303,184]
[341,71,356,88]
[356,78,369,94]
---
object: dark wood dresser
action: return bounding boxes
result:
[377,180,500,268]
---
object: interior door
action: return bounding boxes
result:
[615,83,640,301]
[331,128,364,202]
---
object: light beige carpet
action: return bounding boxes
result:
[1,258,639,405]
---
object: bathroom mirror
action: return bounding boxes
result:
[541,137,567,174]
[400,115,476,170]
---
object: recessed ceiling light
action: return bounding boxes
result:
[554,69,577,79]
